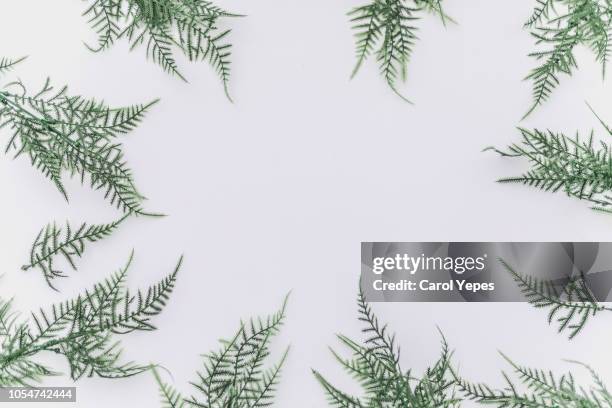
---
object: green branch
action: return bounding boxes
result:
[487,106,612,214]
[454,354,612,408]
[523,0,612,117]
[153,295,290,408]
[314,287,459,407]
[82,0,241,99]
[349,0,452,102]
[0,252,181,385]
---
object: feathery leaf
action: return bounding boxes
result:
[488,107,612,213]
[154,294,290,408]
[454,354,612,408]
[523,0,612,117]
[0,252,181,384]
[0,57,26,76]
[315,286,459,407]
[349,0,451,102]
[82,0,240,99]
[499,257,611,339]
[0,70,158,214]
[22,214,130,288]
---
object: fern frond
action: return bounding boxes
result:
[350,3,384,79]
[500,257,611,339]
[417,332,460,407]
[0,299,58,386]
[0,252,181,384]
[525,0,556,28]
[416,0,455,24]
[22,214,129,288]
[356,286,400,370]
[169,294,291,408]
[82,0,240,98]
[243,347,289,407]
[0,75,158,214]
[313,369,365,408]
[523,32,579,119]
[0,57,26,76]
[349,0,451,101]
[154,367,186,408]
[315,287,459,407]
[83,0,123,52]
[489,114,612,212]
[454,354,612,408]
[127,20,187,81]
[523,0,612,117]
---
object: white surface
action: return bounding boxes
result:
[2,1,612,407]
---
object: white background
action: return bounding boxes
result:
[2,1,612,406]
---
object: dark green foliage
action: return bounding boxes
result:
[0,58,157,214]
[153,295,290,408]
[500,257,611,339]
[523,0,612,118]
[0,252,181,386]
[348,0,452,102]
[486,107,612,213]
[82,0,239,99]
[1,58,163,288]
[22,214,129,289]
[454,354,612,408]
[313,288,459,407]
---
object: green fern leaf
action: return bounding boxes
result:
[523,0,612,117]
[488,109,612,212]
[82,0,240,98]
[500,257,611,339]
[154,367,187,408]
[0,72,158,214]
[349,0,451,102]
[0,252,181,384]
[525,0,556,28]
[0,57,26,76]
[22,214,129,288]
[315,287,459,407]
[155,294,290,408]
[453,354,612,408]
